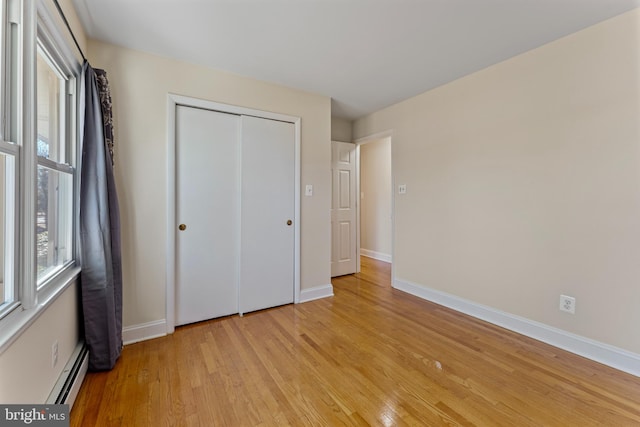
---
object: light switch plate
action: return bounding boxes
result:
[305,185,313,196]
[398,184,407,194]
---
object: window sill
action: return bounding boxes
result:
[0,266,81,356]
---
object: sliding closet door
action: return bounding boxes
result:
[175,106,240,325]
[240,116,295,314]
[175,106,296,324]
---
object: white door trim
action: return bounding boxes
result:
[354,130,394,282]
[166,93,301,334]
[355,144,361,273]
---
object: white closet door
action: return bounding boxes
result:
[240,116,295,314]
[175,105,240,325]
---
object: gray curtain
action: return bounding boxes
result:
[79,61,123,371]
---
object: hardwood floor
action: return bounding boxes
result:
[71,257,640,426]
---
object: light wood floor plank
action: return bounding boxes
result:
[71,257,640,426]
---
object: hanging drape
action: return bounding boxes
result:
[79,61,123,371]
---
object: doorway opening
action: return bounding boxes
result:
[330,130,393,283]
[358,136,392,267]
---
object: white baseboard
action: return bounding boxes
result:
[123,320,167,345]
[394,278,640,378]
[360,249,392,263]
[299,284,334,303]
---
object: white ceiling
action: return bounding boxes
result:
[72,0,639,120]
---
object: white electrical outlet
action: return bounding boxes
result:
[52,341,59,367]
[559,295,576,314]
[398,184,407,194]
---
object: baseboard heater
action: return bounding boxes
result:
[46,342,89,409]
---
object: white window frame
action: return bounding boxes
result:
[0,0,81,353]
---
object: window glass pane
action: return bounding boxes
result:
[36,51,62,162]
[9,16,19,143]
[0,7,3,141]
[1,157,4,303]
[37,166,72,283]
[0,152,15,308]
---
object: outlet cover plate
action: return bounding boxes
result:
[559,295,576,314]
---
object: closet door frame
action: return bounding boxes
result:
[165,94,301,334]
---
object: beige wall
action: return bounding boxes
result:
[331,117,352,142]
[0,282,80,403]
[56,0,87,52]
[360,137,392,259]
[353,10,640,354]
[87,40,332,329]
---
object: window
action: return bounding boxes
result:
[36,47,74,285]
[0,2,6,310]
[0,0,80,328]
[0,0,18,316]
[0,150,16,313]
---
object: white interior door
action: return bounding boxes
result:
[240,116,295,314]
[175,106,240,325]
[331,141,357,277]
